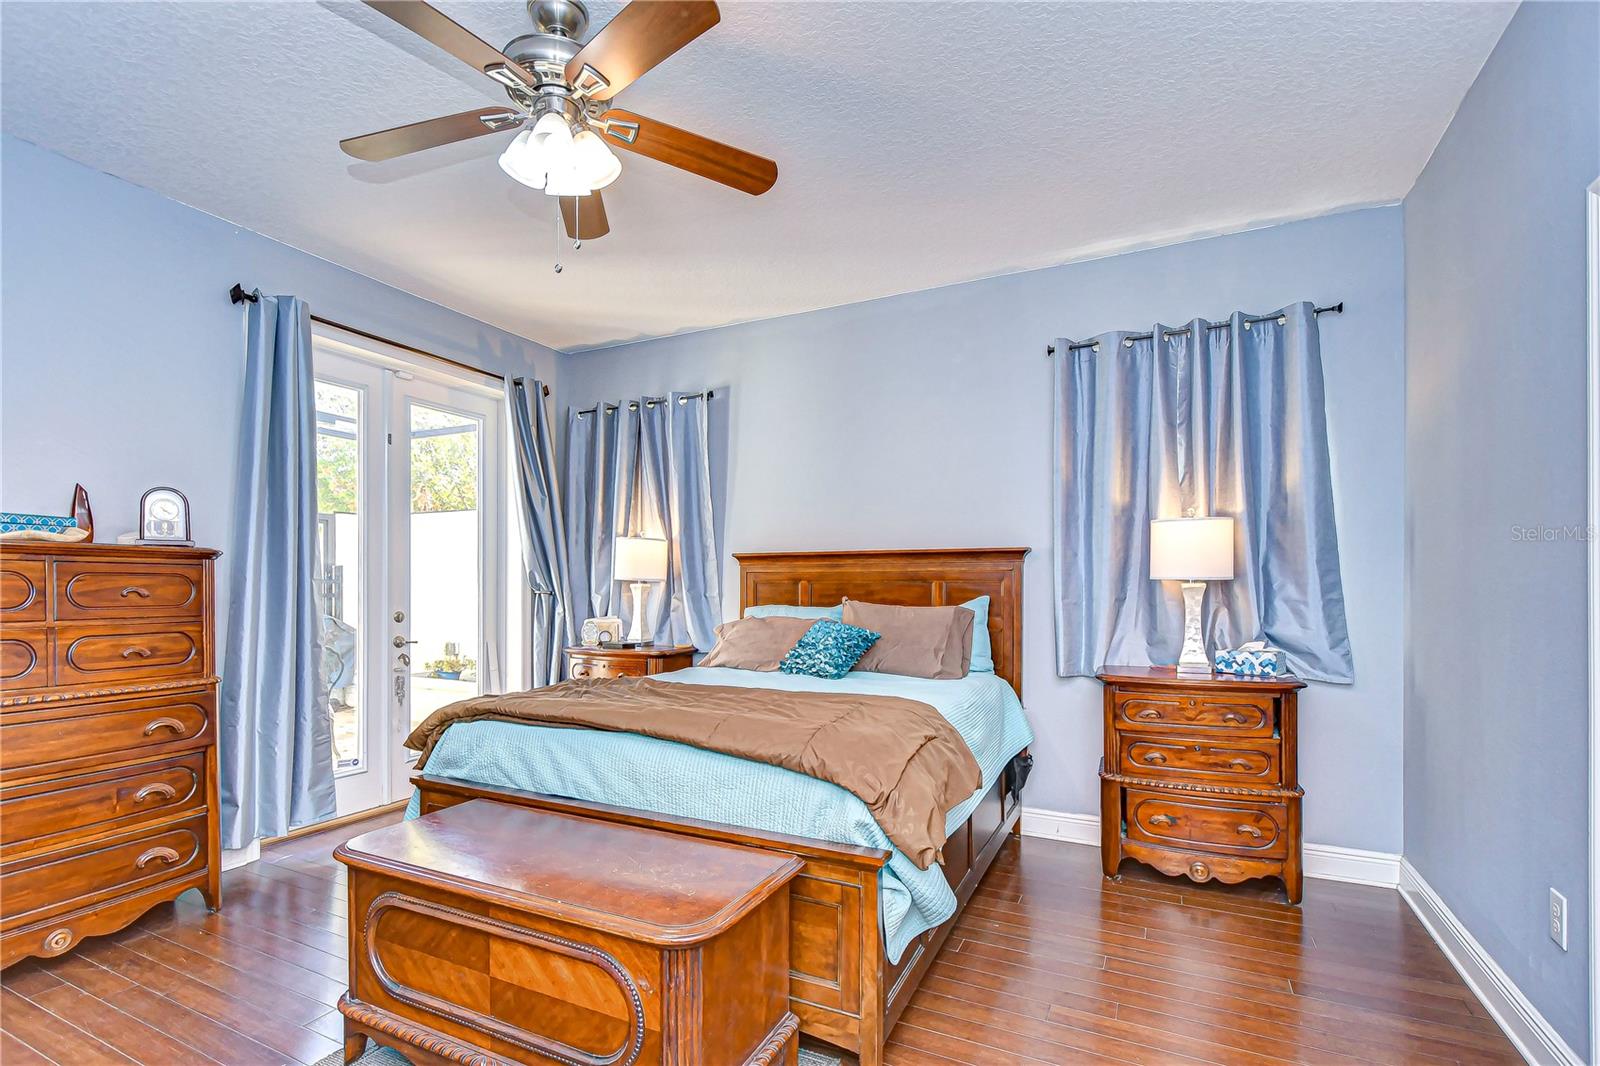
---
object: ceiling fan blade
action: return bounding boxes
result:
[564,1,719,101]
[363,0,536,89]
[601,109,776,196]
[560,191,611,240]
[341,107,522,162]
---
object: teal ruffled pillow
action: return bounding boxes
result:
[779,620,880,680]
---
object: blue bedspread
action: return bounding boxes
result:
[404,666,1033,962]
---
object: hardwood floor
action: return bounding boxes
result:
[0,810,1519,1065]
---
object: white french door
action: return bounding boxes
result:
[312,328,506,818]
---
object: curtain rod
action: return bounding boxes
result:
[573,392,716,417]
[229,283,547,396]
[1045,302,1344,357]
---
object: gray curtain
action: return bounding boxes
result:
[220,293,336,848]
[1052,302,1352,683]
[507,377,574,687]
[565,392,720,650]
[564,401,641,621]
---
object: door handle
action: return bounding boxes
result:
[392,636,418,648]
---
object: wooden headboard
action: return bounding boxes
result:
[734,548,1029,697]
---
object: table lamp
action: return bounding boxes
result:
[615,536,669,646]
[1149,516,1235,674]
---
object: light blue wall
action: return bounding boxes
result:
[1403,1,1599,1055]
[0,134,560,643]
[563,206,1408,853]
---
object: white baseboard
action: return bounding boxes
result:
[1019,806,1400,887]
[1399,860,1581,1066]
[221,838,260,872]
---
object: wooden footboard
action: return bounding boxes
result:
[414,770,1022,1065]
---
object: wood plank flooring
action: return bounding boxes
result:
[0,810,1519,1065]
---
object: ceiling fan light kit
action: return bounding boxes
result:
[345,0,776,245]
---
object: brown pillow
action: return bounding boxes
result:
[841,599,974,680]
[699,616,816,671]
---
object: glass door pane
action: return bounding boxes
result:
[315,381,365,774]
[407,401,484,733]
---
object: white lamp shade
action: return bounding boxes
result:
[498,128,546,189]
[1149,517,1235,581]
[614,536,668,582]
[572,129,622,190]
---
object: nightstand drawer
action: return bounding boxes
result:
[1119,735,1281,786]
[568,656,639,680]
[1113,691,1274,737]
[1124,789,1288,859]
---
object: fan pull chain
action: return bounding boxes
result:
[553,198,563,274]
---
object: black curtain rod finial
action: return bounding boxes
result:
[229,283,258,305]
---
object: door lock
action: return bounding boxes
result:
[393,610,406,623]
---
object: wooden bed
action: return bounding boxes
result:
[414,547,1030,1066]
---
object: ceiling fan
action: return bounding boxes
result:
[342,0,777,242]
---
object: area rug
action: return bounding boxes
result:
[316,1039,844,1065]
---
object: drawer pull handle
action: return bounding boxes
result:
[121,646,153,659]
[120,586,152,599]
[1142,752,1167,764]
[1236,824,1263,838]
[1222,712,1246,724]
[135,782,178,802]
[135,846,181,869]
[143,717,186,737]
[1135,709,1161,720]
[1148,814,1178,827]
[1228,758,1252,769]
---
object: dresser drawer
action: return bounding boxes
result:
[0,752,207,855]
[0,627,48,691]
[53,560,204,622]
[1113,690,1274,737]
[0,814,208,930]
[54,622,204,687]
[0,689,214,778]
[568,656,640,679]
[0,561,46,622]
[1119,735,1281,786]
[1124,789,1288,859]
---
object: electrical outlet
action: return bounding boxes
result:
[1550,888,1568,951]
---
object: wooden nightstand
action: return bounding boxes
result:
[564,644,697,680]
[1098,666,1307,902]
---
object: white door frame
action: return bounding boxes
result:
[312,322,510,815]
[1586,173,1599,1059]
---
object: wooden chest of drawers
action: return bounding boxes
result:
[0,542,221,968]
[1098,667,1306,902]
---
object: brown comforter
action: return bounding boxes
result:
[404,676,982,869]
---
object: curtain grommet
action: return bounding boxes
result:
[1278,316,1287,326]
[1092,343,1101,354]
[1123,338,1133,348]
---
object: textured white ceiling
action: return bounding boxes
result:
[2,1,1513,352]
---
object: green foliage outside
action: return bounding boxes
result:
[315,385,478,515]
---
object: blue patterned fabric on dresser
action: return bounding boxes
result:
[0,512,76,534]
[405,667,1034,963]
[778,619,879,679]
